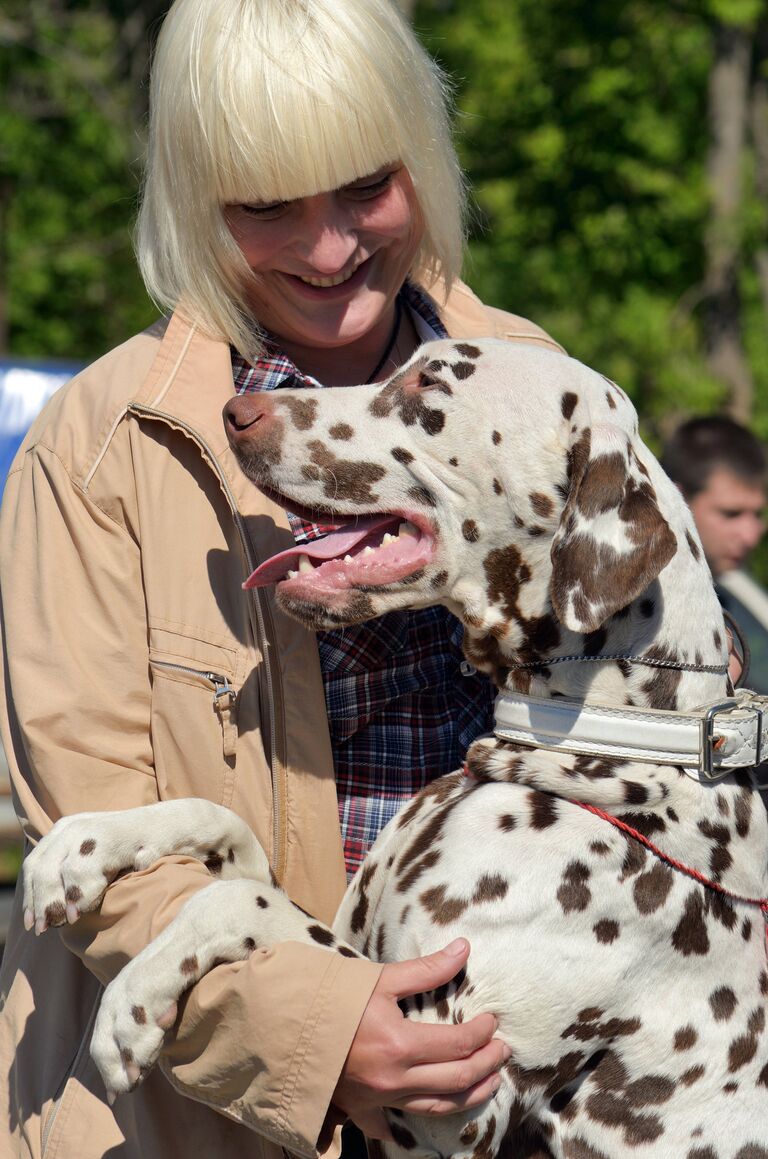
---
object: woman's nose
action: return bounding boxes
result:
[295,195,358,273]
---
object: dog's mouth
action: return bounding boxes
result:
[243,497,436,595]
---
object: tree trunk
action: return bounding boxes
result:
[703,20,754,423]
[751,19,768,325]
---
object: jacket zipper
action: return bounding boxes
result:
[41,989,101,1156]
[152,662,239,759]
[127,403,287,878]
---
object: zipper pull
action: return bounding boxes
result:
[207,674,238,759]
[207,673,237,709]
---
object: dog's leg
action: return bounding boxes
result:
[23,799,271,932]
[89,877,357,1099]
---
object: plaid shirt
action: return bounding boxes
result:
[233,282,494,876]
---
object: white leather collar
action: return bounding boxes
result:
[493,689,768,784]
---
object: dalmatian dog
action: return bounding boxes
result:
[24,340,768,1158]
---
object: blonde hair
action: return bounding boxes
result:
[136,0,466,360]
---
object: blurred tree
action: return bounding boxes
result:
[0,0,163,360]
[413,0,768,443]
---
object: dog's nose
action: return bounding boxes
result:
[222,396,270,436]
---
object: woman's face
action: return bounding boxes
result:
[224,164,422,357]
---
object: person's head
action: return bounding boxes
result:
[136,0,466,362]
[660,416,767,576]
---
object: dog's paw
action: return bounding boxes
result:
[22,812,143,934]
[90,959,182,1099]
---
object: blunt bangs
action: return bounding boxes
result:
[137,0,466,359]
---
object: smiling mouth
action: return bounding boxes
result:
[243,512,435,593]
[293,256,367,289]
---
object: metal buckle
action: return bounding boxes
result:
[704,690,755,783]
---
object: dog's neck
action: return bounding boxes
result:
[460,509,729,717]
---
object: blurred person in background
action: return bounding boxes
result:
[661,415,768,691]
[0,1,564,1157]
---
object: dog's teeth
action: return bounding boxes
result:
[382,533,396,546]
[286,569,298,579]
[343,554,353,562]
[398,521,418,539]
[298,555,314,574]
[363,546,375,555]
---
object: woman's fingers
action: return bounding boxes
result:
[381,937,471,996]
[397,1069,503,1117]
[402,1032,511,1095]
[401,1009,500,1065]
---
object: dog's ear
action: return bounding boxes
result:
[550,424,677,633]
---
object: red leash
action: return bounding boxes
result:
[572,798,768,922]
[462,762,768,929]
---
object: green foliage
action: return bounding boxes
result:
[1,1,157,361]
[414,0,768,445]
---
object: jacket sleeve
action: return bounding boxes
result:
[0,439,381,1157]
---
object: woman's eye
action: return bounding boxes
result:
[346,172,395,200]
[238,201,289,219]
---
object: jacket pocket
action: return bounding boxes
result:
[149,625,242,808]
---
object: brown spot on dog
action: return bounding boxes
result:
[492,430,502,445]
[455,343,481,359]
[308,924,335,947]
[65,885,83,904]
[558,861,592,913]
[329,422,353,441]
[452,361,476,380]
[594,919,620,944]
[370,372,447,434]
[530,492,554,518]
[633,863,673,914]
[389,1121,417,1150]
[391,446,413,464]
[283,396,318,431]
[420,883,469,925]
[483,543,530,618]
[493,478,503,495]
[672,892,710,956]
[562,392,578,420]
[131,1005,147,1025]
[686,530,701,561]
[180,955,199,976]
[44,902,66,927]
[256,895,269,909]
[407,485,436,507]
[680,1065,705,1085]
[606,391,616,410]
[474,874,509,903]
[397,848,441,894]
[204,851,224,874]
[303,440,386,505]
[530,791,559,829]
[463,520,480,543]
[80,839,96,856]
[243,937,256,952]
[710,986,739,1022]
[673,1025,697,1050]
[431,569,448,589]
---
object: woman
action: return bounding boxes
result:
[0,1,563,1156]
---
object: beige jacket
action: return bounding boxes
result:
[0,281,562,1159]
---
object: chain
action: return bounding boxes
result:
[510,653,728,675]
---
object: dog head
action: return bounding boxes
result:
[224,339,681,657]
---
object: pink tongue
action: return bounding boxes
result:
[243,514,400,589]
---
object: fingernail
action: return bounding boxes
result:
[23,908,33,931]
[490,1075,501,1093]
[445,938,468,956]
[501,1044,512,1062]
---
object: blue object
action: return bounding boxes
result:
[0,359,82,498]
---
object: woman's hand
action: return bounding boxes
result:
[333,938,509,1140]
